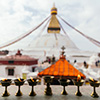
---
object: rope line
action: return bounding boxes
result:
[59,21,70,38]
[0,15,51,49]
[28,16,51,47]
[58,15,100,47]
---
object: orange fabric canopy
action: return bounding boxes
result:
[38,57,86,79]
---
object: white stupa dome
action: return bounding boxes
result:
[23,5,94,59]
[29,33,78,51]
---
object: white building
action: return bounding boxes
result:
[0,50,38,79]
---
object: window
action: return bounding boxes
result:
[8,69,14,76]
[8,60,14,64]
[32,67,36,72]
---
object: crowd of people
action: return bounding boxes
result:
[42,55,56,64]
[41,53,100,79]
[73,60,100,79]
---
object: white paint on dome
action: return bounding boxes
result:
[29,33,78,50]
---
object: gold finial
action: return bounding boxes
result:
[48,4,60,33]
[53,3,55,7]
[51,3,57,15]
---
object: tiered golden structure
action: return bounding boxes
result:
[48,5,60,33]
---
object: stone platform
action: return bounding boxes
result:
[0,85,100,100]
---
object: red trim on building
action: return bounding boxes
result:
[0,60,38,65]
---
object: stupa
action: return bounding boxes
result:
[29,5,80,57]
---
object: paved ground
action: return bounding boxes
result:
[0,84,100,100]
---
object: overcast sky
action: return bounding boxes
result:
[0,0,100,52]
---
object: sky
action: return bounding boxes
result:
[0,0,100,52]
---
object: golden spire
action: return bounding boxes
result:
[48,4,60,33]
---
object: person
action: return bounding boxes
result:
[48,58,51,64]
[83,61,89,68]
[67,60,70,63]
[73,60,78,69]
[52,55,55,64]
[95,61,98,67]
[74,60,77,63]
[98,60,100,66]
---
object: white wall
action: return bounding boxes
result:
[0,64,38,79]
